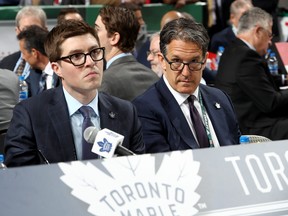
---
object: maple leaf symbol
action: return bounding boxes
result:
[59,151,201,216]
[96,138,112,152]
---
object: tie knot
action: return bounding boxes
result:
[187,95,196,104]
[79,106,94,118]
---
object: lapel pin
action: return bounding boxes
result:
[215,103,221,109]
[109,112,116,119]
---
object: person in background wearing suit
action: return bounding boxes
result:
[95,6,159,101]
[0,69,19,133]
[209,0,253,53]
[4,20,145,167]
[17,25,60,96]
[0,6,47,79]
[215,8,288,140]
[133,18,241,153]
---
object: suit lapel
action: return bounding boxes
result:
[47,87,76,159]
[200,85,228,145]
[156,78,199,149]
[98,93,119,131]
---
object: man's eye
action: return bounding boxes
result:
[71,53,83,60]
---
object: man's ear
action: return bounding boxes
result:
[31,48,39,58]
[51,62,62,78]
[110,32,120,46]
[158,53,167,72]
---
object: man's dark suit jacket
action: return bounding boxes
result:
[0,51,21,71]
[25,69,61,97]
[100,55,159,101]
[4,87,145,167]
[209,26,236,54]
[132,77,240,153]
[215,38,288,140]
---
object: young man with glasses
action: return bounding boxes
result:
[215,7,288,141]
[4,20,145,167]
[133,18,241,154]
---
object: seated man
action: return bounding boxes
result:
[209,0,253,53]
[95,6,158,101]
[4,20,145,167]
[215,7,288,140]
[133,18,241,153]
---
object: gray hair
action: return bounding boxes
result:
[160,18,209,58]
[230,0,253,16]
[149,31,160,42]
[15,6,47,29]
[237,7,272,34]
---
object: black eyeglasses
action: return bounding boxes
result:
[57,47,105,66]
[163,55,205,71]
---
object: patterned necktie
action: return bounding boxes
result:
[79,106,98,159]
[187,95,210,148]
[38,73,48,93]
[15,58,26,77]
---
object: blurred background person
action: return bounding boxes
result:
[95,6,158,101]
[160,10,185,30]
[215,7,288,140]
[209,0,253,53]
[0,6,47,80]
[17,25,60,96]
[119,2,150,68]
[57,7,83,25]
[147,32,163,77]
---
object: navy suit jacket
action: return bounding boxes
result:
[4,87,145,167]
[133,77,241,153]
[210,26,236,54]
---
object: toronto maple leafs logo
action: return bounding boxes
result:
[58,151,201,215]
[97,138,112,152]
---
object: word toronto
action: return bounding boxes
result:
[225,151,288,195]
[99,181,186,216]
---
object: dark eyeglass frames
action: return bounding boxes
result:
[163,55,205,72]
[57,47,105,66]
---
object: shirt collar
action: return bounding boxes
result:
[239,38,256,51]
[163,75,199,106]
[43,62,53,76]
[106,52,132,69]
[62,87,99,117]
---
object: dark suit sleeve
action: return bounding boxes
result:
[4,102,40,167]
[133,98,172,153]
[127,105,146,154]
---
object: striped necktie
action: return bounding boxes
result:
[15,59,26,77]
[38,72,47,93]
[79,106,98,159]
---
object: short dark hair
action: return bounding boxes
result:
[160,18,209,58]
[17,25,48,56]
[44,20,100,62]
[98,5,140,53]
[57,7,82,25]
